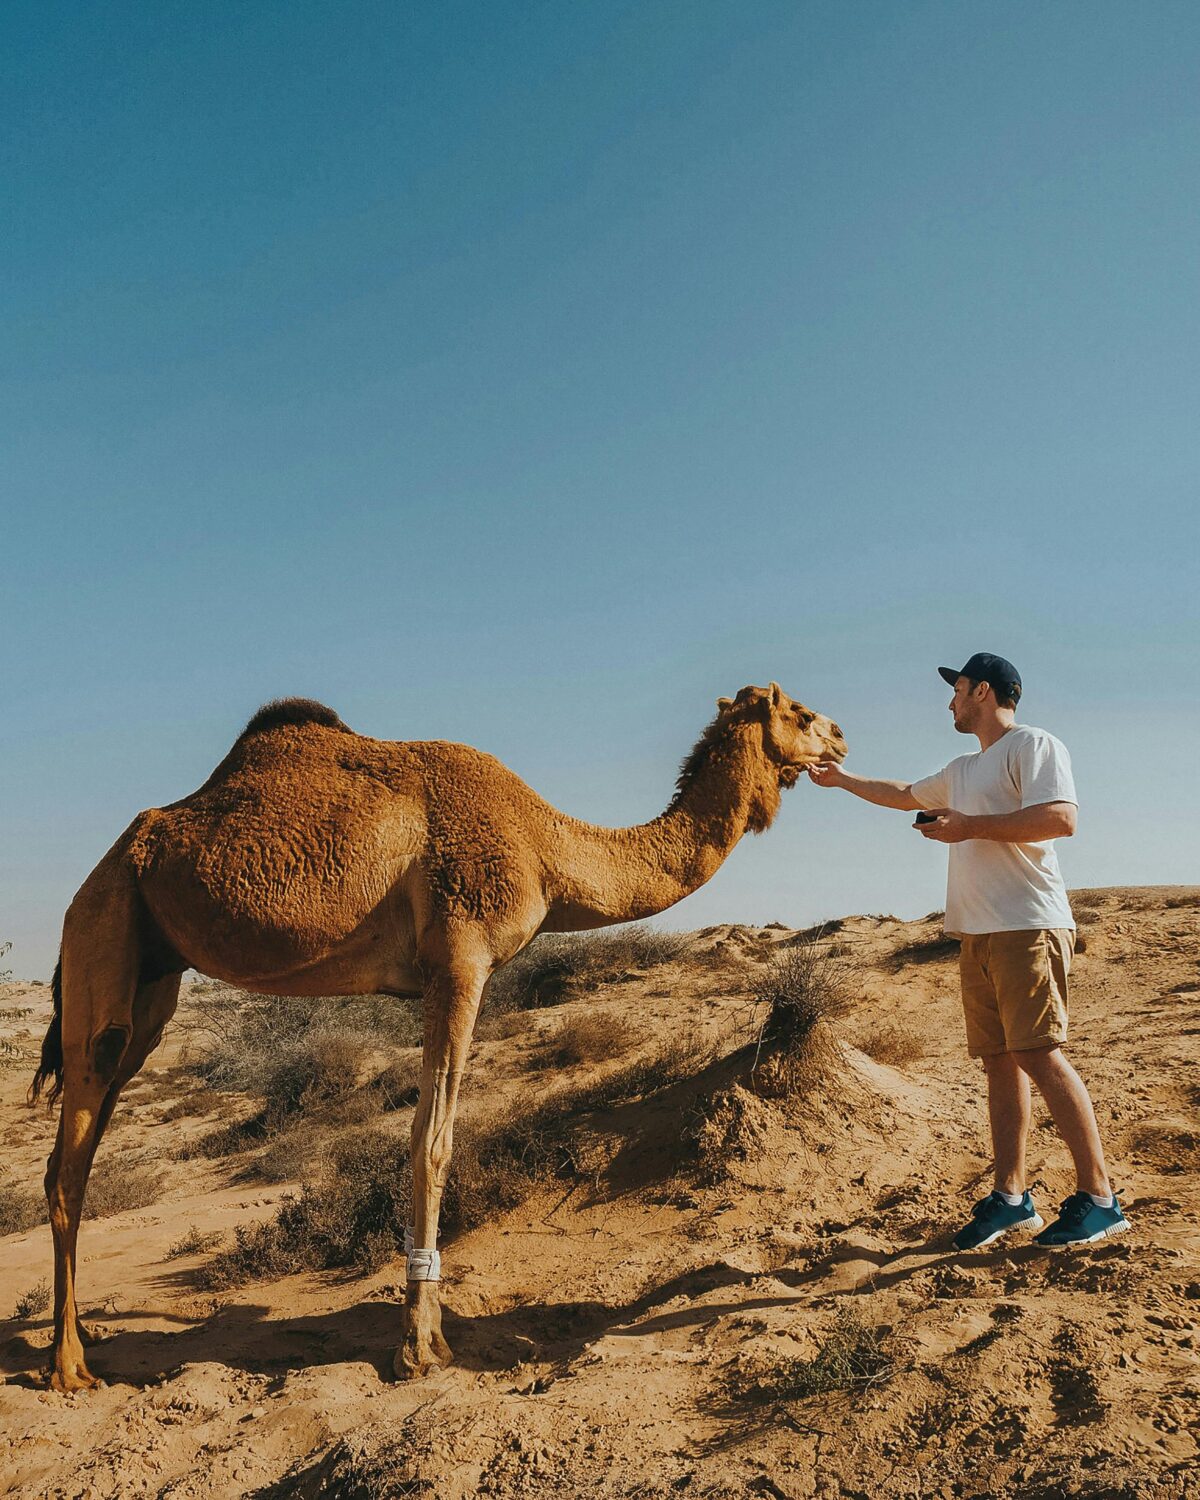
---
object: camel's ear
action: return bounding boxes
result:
[716,697,733,713]
[769,682,783,709]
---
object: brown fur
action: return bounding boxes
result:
[31,682,845,1389]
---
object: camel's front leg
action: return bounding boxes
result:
[394,950,487,1379]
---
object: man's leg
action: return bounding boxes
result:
[1014,1044,1111,1199]
[982,1051,1032,1196]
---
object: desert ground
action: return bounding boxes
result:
[1,886,1197,1499]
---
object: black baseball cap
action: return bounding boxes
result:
[938,652,1022,696]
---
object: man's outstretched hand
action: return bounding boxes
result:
[807,762,847,789]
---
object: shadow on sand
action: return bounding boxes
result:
[1,1231,1065,1393]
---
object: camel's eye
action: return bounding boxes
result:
[796,710,814,729]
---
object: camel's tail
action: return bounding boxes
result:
[28,954,64,1108]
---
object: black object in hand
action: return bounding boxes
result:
[914,811,939,824]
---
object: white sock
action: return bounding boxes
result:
[995,1189,1024,1206]
[1087,1192,1114,1208]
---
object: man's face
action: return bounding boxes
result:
[949,675,988,734]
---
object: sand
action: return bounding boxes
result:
[1,886,1197,1498]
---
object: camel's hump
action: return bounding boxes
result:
[236,697,352,742]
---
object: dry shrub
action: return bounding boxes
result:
[13,1278,51,1320]
[197,1036,709,1289]
[283,1416,440,1499]
[370,1052,422,1110]
[166,1225,224,1259]
[857,1021,923,1066]
[756,941,857,1039]
[0,1002,33,1069]
[0,1179,43,1236]
[485,925,687,1014]
[172,992,429,1179]
[179,1016,400,1166]
[158,1088,227,1122]
[537,1010,639,1069]
[749,939,857,1097]
[256,1126,323,1185]
[1165,892,1199,909]
[891,934,959,966]
[197,1127,412,1288]
[182,992,421,1094]
[262,1027,363,1117]
[474,1007,530,1042]
[791,918,846,943]
[84,1155,165,1219]
[179,1113,269,1161]
[728,1305,900,1403]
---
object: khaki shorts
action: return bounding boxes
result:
[958,929,1074,1058]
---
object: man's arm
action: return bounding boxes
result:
[807,763,922,812]
[916,802,1078,843]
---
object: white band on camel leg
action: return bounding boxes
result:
[406,1247,441,1282]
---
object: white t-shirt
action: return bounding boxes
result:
[909,725,1077,937]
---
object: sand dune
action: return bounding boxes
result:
[1,887,1197,1498]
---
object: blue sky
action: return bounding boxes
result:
[4,1,1197,977]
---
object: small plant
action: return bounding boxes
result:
[748,937,857,1096]
[891,934,959,966]
[13,1278,51,1320]
[0,1179,44,1236]
[856,1021,923,1066]
[157,1087,230,1122]
[84,1156,165,1219]
[536,1011,639,1069]
[485,925,688,1014]
[166,1225,224,1258]
[729,1305,900,1403]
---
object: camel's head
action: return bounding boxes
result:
[717,683,848,787]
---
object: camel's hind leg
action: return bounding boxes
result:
[45,972,182,1356]
[394,938,490,1379]
[41,860,170,1393]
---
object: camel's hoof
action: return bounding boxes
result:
[392,1333,453,1381]
[49,1365,105,1394]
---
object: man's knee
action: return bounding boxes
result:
[1012,1042,1064,1078]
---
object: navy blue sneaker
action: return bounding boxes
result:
[1034,1191,1129,1246]
[952,1190,1043,1250]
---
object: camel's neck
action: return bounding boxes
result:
[544,726,780,930]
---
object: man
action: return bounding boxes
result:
[808,652,1128,1249]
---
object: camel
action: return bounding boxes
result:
[29,682,846,1392]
